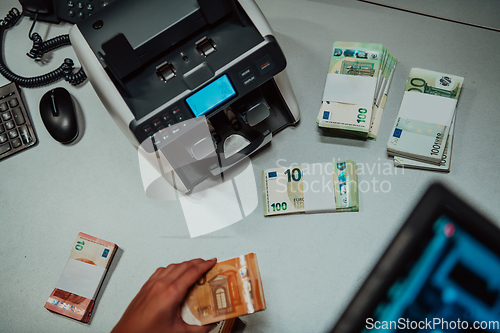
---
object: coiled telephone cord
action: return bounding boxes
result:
[0,7,87,88]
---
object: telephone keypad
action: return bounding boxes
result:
[61,0,116,24]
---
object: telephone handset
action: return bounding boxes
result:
[19,0,116,24]
[0,2,89,87]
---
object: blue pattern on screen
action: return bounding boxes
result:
[186,75,236,117]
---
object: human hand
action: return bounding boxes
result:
[111,258,218,333]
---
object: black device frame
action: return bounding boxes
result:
[329,182,500,333]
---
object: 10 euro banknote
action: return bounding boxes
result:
[44,233,117,322]
[262,160,359,216]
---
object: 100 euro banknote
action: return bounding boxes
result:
[394,114,456,172]
[262,160,359,216]
[387,68,464,164]
[368,54,397,140]
[318,42,385,136]
[182,253,265,326]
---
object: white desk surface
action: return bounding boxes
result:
[362,0,500,31]
[1,0,500,332]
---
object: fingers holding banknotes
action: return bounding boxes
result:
[112,258,218,333]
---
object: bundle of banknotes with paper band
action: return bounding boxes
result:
[387,68,464,171]
[317,42,397,140]
[262,160,359,216]
[44,233,117,322]
[181,253,265,326]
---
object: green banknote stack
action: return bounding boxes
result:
[262,160,359,216]
[317,41,397,140]
[387,68,464,172]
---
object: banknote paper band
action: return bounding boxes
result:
[302,163,337,214]
[55,259,106,300]
[398,91,457,126]
[322,73,377,107]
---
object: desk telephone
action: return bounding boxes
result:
[0,0,94,88]
[19,0,116,24]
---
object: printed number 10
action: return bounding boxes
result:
[271,202,288,212]
[284,168,301,182]
[75,240,85,251]
[357,108,367,123]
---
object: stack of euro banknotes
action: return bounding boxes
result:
[317,41,397,140]
[181,253,265,326]
[44,233,117,322]
[262,160,359,216]
[388,68,464,172]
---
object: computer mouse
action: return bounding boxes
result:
[39,87,78,144]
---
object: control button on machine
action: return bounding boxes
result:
[0,133,7,143]
[243,75,256,86]
[152,118,162,128]
[0,102,7,112]
[255,54,275,75]
[162,113,171,122]
[238,67,253,79]
[176,114,185,122]
[142,124,154,135]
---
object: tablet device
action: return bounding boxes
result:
[330,183,500,332]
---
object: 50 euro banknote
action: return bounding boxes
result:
[44,233,117,322]
[262,160,359,216]
[181,253,265,326]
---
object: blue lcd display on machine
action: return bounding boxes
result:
[186,75,236,117]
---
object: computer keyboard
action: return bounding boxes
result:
[0,82,38,161]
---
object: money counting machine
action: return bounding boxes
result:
[70,0,300,192]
